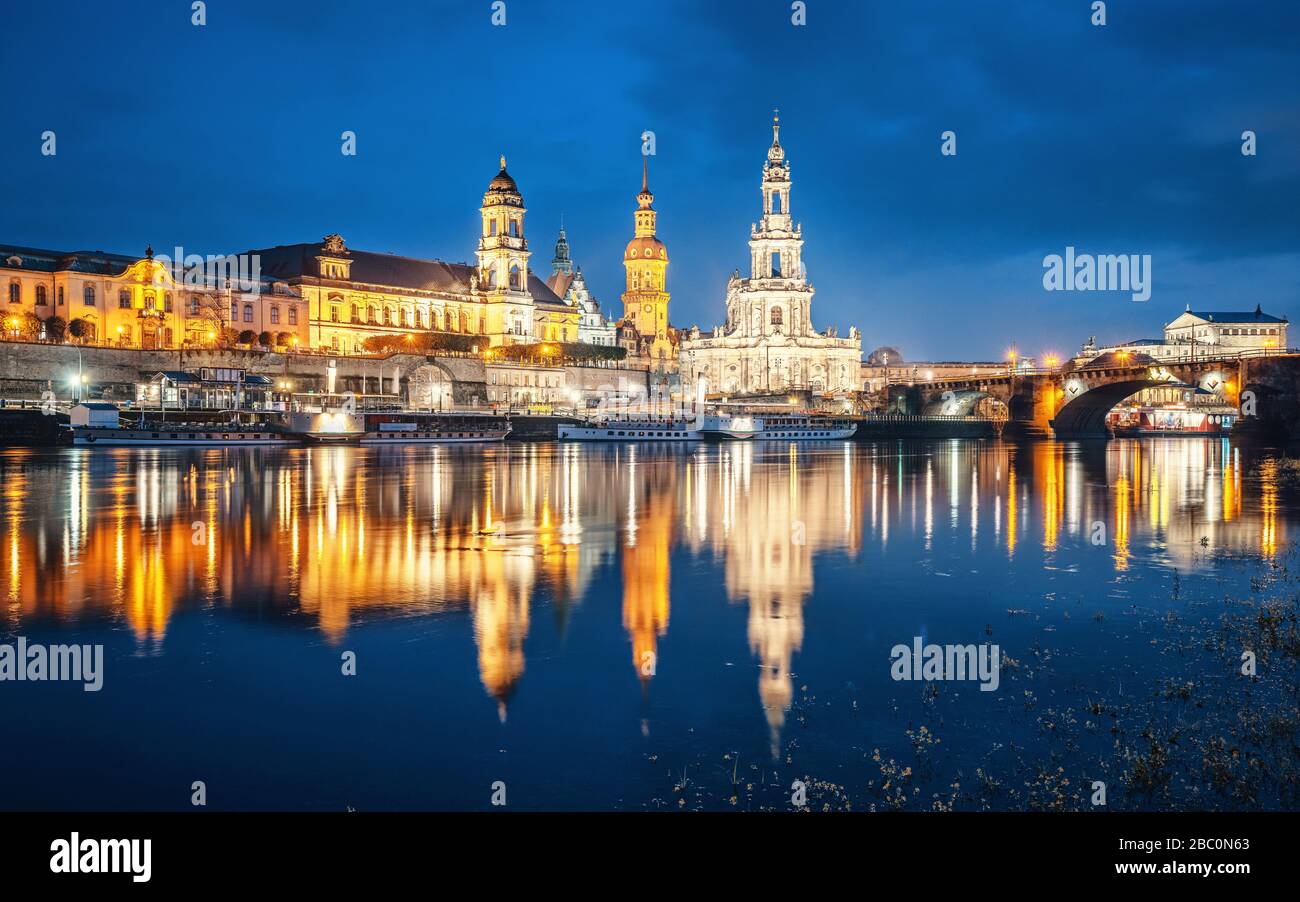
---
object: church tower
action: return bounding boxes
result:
[476,155,532,342]
[621,156,672,362]
[732,112,813,340]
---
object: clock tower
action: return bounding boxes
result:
[620,156,672,362]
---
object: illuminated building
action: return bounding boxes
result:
[619,157,676,368]
[0,245,305,350]
[679,115,862,396]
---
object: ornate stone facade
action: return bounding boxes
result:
[680,116,861,396]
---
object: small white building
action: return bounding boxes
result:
[69,402,120,428]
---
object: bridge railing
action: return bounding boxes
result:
[907,347,1299,385]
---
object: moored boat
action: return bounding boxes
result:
[754,414,857,440]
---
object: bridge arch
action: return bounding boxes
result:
[1050,378,1170,437]
[920,390,1008,418]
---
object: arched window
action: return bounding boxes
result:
[771,191,781,213]
[368,305,377,323]
[119,289,132,309]
[432,309,442,331]
[461,311,470,332]
[771,252,782,277]
[83,285,95,306]
[351,303,359,322]
[243,304,253,323]
[8,283,19,303]
[36,285,47,305]
[771,307,783,326]
[509,264,522,291]
[270,306,280,324]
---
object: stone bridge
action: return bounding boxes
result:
[889,353,1300,440]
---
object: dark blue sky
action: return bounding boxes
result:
[2,0,1296,360]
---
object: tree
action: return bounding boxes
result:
[257,331,272,347]
[238,329,257,345]
[12,311,43,341]
[68,317,94,343]
[43,315,67,342]
[275,332,293,347]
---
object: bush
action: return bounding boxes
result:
[238,329,257,345]
[361,331,479,354]
[257,331,272,347]
[67,318,94,342]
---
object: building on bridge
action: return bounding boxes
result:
[679,115,861,397]
[1074,304,1290,368]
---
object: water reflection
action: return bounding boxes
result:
[0,438,1289,742]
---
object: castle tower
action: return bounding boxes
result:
[476,155,532,342]
[551,219,572,277]
[620,156,672,362]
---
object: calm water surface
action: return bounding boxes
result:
[1,439,1295,810]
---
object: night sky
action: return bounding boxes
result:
[2,0,1296,361]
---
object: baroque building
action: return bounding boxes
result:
[619,158,675,367]
[2,156,592,355]
[252,157,580,354]
[1,244,304,349]
[679,116,861,395]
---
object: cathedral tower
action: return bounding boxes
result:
[477,155,533,342]
[620,156,672,362]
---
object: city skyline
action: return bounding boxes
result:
[2,0,1296,361]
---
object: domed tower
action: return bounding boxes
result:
[477,155,532,342]
[621,156,672,362]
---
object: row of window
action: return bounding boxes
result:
[328,305,476,331]
[8,283,305,325]
[230,302,297,325]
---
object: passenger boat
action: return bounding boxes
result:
[1109,405,1235,437]
[755,415,857,440]
[70,404,296,446]
[358,413,511,444]
[558,417,701,442]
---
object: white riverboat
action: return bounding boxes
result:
[755,415,857,440]
[558,417,701,442]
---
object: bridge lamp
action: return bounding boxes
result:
[1044,355,1059,369]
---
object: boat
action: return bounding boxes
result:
[358,413,511,444]
[1108,405,1235,437]
[754,414,857,440]
[558,416,701,442]
[70,403,297,446]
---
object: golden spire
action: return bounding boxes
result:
[499,154,507,170]
[773,108,780,144]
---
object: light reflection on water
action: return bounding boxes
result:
[0,438,1292,809]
